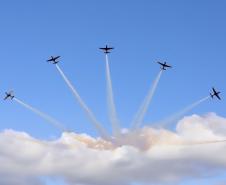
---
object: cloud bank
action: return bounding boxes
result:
[1,113,226,185]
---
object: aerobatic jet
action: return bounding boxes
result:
[210,87,221,100]
[4,91,14,100]
[157,62,172,70]
[99,45,114,54]
[47,56,60,64]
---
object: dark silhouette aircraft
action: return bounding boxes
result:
[210,87,221,100]
[4,91,14,100]
[47,56,60,64]
[99,45,114,54]
[157,62,172,70]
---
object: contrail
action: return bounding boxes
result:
[154,96,211,128]
[14,97,67,132]
[105,54,121,137]
[131,70,163,129]
[55,64,111,141]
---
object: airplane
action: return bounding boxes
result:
[4,91,14,100]
[47,56,60,64]
[99,45,114,54]
[157,62,172,70]
[210,87,221,100]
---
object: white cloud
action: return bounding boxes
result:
[1,113,226,185]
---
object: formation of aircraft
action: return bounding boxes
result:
[2,48,222,103]
[4,91,14,100]
[99,45,114,54]
[210,87,221,100]
[47,56,60,64]
[157,62,172,70]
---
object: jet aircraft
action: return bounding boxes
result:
[157,62,172,70]
[4,91,14,100]
[210,87,221,100]
[47,56,60,64]
[99,45,114,54]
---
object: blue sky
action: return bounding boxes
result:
[0,1,225,184]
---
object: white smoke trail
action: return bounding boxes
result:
[154,96,211,128]
[13,97,67,132]
[55,64,111,141]
[105,54,121,137]
[131,70,163,129]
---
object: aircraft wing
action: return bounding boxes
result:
[4,94,9,100]
[165,64,171,68]
[99,47,113,50]
[212,88,217,94]
[216,93,221,100]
